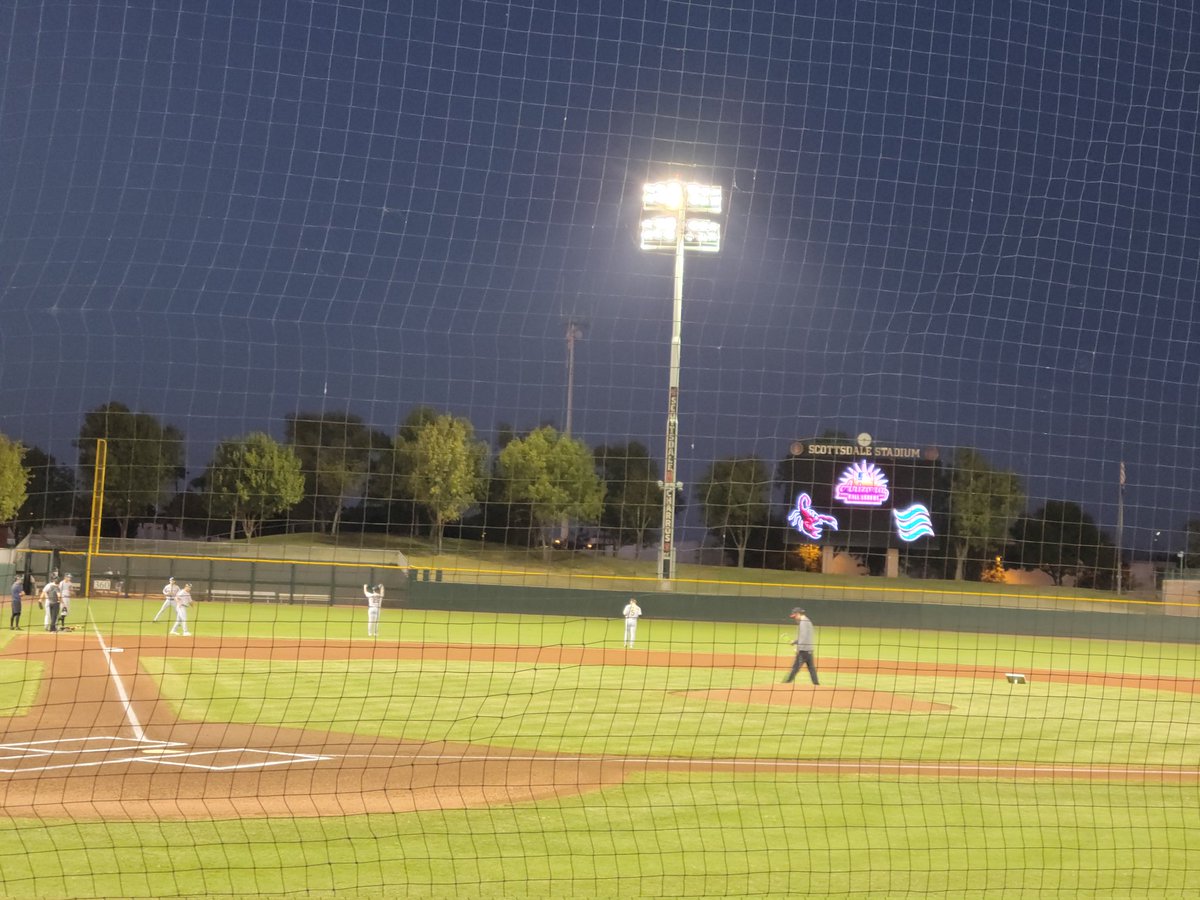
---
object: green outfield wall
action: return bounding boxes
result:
[404,580,1200,643]
[19,547,407,607]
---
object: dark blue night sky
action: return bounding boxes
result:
[2,1,1199,550]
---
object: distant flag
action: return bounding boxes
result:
[1120,461,1126,493]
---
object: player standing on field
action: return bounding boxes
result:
[169,582,193,636]
[57,574,74,630]
[363,583,384,637]
[10,576,23,630]
[42,577,61,633]
[621,597,642,648]
[154,576,179,622]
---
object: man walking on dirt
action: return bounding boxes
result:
[782,607,819,685]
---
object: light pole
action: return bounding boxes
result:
[640,179,722,584]
[560,319,584,544]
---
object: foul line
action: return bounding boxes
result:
[88,609,147,742]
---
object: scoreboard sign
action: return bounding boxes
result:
[780,437,943,549]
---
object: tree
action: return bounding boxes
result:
[465,423,530,547]
[947,448,1026,580]
[695,456,771,568]
[285,411,375,535]
[203,433,305,539]
[594,442,662,558]
[396,413,488,553]
[14,446,75,537]
[497,426,604,555]
[358,406,442,534]
[1011,500,1111,587]
[0,434,30,526]
[76,402,185,538]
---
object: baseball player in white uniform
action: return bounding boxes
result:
[169,582,193,636]
[154,576,179,622]
[57,574,74,629]
[622,597,642,648]
[364,583,384,637]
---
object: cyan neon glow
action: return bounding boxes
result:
[788,493,839,541]
[834,460,890,506]
[893,503,935,541]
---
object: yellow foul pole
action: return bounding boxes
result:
[83,438,107,599]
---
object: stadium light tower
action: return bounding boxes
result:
[640,178,722,584]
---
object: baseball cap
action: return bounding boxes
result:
[791,607,805,615]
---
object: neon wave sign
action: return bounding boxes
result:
[834,460,890,506]
[893,503,935,542]
[788,493,839,541]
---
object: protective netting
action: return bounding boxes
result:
[2,2,1199,897]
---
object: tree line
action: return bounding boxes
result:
[0,402,1186,585]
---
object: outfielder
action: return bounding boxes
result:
[622,597,642,648]
[154,576,179,622]
[364,583,384,637]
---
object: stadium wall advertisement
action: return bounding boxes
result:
[777,436,946,552]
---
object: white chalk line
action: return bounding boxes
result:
[0,737,329,774]
[88,608,147,742]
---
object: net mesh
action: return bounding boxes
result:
[1,2,1199,897]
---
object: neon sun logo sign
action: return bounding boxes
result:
[835,460,891,506]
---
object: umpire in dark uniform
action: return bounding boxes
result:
[43,577,61,633]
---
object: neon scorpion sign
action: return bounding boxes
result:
[788,492,839,541]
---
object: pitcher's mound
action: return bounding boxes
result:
[689,686,953,713]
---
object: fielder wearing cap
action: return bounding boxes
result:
[155,576,181,623]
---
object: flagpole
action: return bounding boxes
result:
[1116,461,1125,595]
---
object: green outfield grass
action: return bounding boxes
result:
[2,598,1198,898]
[0,657,42,717]
[1,776,1198,898]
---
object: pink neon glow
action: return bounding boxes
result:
[834,460,890,506]
[788,493,839,541]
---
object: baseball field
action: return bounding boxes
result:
[1,595,1198,898]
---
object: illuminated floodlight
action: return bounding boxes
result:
[640,215,677,250]
[638,174,723,586]
[639,215,721,252]
[682,218,721,251]
[642,180,685,212]
[684,182,722,214]
[642,180,723,215]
